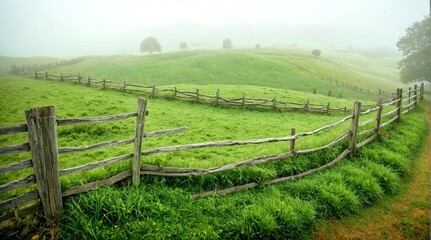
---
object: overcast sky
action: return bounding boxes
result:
[0,0,428,57]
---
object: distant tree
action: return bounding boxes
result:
[223,38,233,50]
[255,44,261,50]
[312,49,321,58]
[179,41,188,50]
[396,15,430,83]
[140,37,161,55]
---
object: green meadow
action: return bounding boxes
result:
[0,49,427,239]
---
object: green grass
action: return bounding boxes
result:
[58,103,428,239]
[0,56,62,75]
[0,75,354,200]
[39,50,404,101]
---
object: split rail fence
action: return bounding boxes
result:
[33,71,403,114]
[11,49,409,98]
[0,84,424,229]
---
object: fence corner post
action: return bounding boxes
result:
[25,105,63,225]
[132,98,147,186]
[349,101,361,155]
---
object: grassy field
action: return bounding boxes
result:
[0,75,356,199]
[38,50,404,101]
[0,49,425,239]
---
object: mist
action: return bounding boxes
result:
[0,0,428,57]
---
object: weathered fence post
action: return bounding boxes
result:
[196,88,200,102]
[290,128,296,154]
[326,102,330,114]
[408,87,411,105]
[78,74,82,84]
[132,98,147,186]
[45,72,48,80]
[151,85,156,98]
[25,106,63,225]
[304,99,309,112]
[375,96,383,135]
[396,88,402,122]
[272,97,277,109]
[414,85,418,108]
[216,89,220,105]
[34,71,38,79]
[87,77,91,86]
[60,73,64,81]
[103,79,106,89]
[349,101,361,155]
[242,92,246,108]
[123,81,126,92]
[174,86,177,97]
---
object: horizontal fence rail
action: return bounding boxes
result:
[31,71,410,115]
[0,84,424,230]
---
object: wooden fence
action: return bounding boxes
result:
[10,49,402,98]
[10,55,135,75]
[0,84,424,229]
[34,71,399,114]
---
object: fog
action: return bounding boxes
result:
[0,0,428,57]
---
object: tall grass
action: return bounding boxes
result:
[59,104,428,239]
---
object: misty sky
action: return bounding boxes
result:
[0,0,428,57]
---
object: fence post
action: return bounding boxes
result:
[151,85,156,98]
[414,85,418,108]
[349,101,361,155]
[61,73,64,81]
[242,92,245,108]
[45,72,48,80]
[216,89,220,105]
[290,128,296,155]
[132,98,147,186]
[25,106,63,225]
[375,96,383,135]
[196,88,200,102]
[304,99,309,112]
[272,97,277,109]
[34,71,37,79]
[103,79,106,89]
[123,81,126,92]
[396,89,402,122]
[174,86,177,97]
[88,77,91,86]
[408,87,411,105]
[326,102,330,114]
[78,74,81,84]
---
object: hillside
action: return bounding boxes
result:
[0,56,62,75]
[41,50,404,101]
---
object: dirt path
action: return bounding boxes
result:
[312,107,431,239]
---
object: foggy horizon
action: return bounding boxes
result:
[0,0,428,58]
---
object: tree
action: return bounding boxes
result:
[140,37,161,55]
[396,15,430,83]
[312,49,321,58]
[179,41,188,50]
[255,44,261,50]
[223,38,233,50]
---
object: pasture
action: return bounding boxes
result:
[0,49,429,239]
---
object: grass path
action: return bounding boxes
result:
[311,106,431,239]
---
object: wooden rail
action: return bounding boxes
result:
[0,86,424,228]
